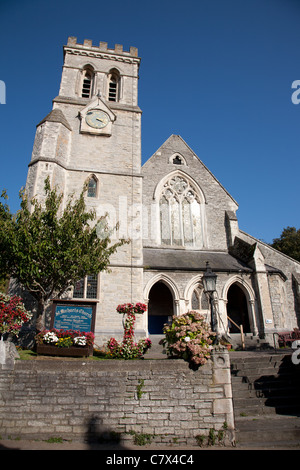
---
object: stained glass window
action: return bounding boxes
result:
[159,175,204,247]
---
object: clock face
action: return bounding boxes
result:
[85,110,110,129]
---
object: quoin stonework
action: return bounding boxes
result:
[23,37,300,347]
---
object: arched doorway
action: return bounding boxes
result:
[148,281,174,334]
[227,283,250,333]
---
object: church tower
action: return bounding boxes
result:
[26,37,145,343]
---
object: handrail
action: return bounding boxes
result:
[227,315,245,350]
[227,315,240,330]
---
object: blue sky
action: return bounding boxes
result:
[0,0,299,243]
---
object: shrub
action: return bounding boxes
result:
[0,293,32,337]
[162,311,215,366]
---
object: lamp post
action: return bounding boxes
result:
[202,262,218,339]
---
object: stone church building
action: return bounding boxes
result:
[25,37,300,347]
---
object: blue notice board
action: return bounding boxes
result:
[53,304,94,332]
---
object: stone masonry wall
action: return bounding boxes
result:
[0,350,234,446]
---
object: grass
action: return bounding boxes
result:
[17,349,37,360]
[43,437,64,444]
[16,348,114,361]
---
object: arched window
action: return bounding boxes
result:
[87,175,97,198]
[108,69,120,102]
[159,174,204,247]
[168,153,187,166]
[191,289,200,310]
[173,155,183,165]
[191,287,209,311]
[81,66,94,98]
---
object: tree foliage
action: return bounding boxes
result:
[271,226,300,262]
[0,178,127,329]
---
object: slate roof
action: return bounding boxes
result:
[37,109,72,131]
[143,248,253,273]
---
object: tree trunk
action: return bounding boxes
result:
[35,299,45,332]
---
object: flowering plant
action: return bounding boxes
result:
[107,303,151,359]
[36,329,94,347]
[107,336,151,359]
[56,336,73,348]
[134,303,147,314]
[116,303,147,315]
[162,311,215,366]
[43,331,59,344]
[0,293,32,337]
[74,336,87,346]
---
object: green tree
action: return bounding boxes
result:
[0,178,127,330]
[271,226,300,262]
[0,189,13,283]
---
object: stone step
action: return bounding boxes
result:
[231,352,300,446]
[231,381,300,395]
[230,351,292,365]
[233,397,300,416]
[228,333,270,351]
[235,415,300,447]
[144,335,167,359]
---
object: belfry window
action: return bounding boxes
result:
[159,175,204,247]
[109,77,117,101]
[108,70,120,102]
[81,68,94,98]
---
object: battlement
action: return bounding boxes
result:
[66,36,139,58]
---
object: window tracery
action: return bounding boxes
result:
[159,175,204,247]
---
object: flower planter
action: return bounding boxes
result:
[37,343,92,357]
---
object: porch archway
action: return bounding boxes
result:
[148,281,174,334]
[226,283,251,333]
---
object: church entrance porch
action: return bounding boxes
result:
[147,281,173,334]
[226,283,251,334]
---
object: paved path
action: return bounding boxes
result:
[0,438,299,450]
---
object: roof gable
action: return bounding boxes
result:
[143,134,238,207]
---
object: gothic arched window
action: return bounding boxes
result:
[173,155,182,165]
[81,66,94,98]
[87,175,97,198]
[108,69,120,102]
[191,285,209,314]
[159,174,205,247]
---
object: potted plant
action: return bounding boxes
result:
[35,329,94,357]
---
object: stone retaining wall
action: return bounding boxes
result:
[0,349,235,446]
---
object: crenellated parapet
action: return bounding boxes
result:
[65,36,139,62]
